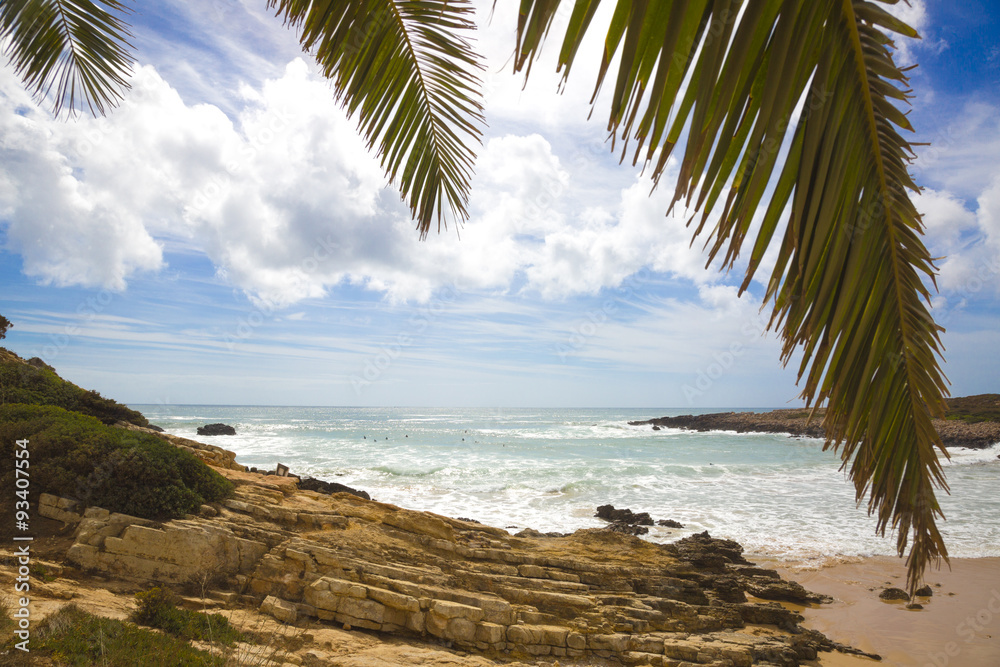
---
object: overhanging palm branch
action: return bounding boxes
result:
[268,0,486,237]
[2,0,949,594]
[514,0,948,594]
[0,0,134,116]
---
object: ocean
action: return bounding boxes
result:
[133,405,1000,566]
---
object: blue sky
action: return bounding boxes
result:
[1,1,998,408]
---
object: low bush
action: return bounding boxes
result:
[1,603,225,666]
[0,404,233,521]
[0,348,148,426]
[132,587,243,645]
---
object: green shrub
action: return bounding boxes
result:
[0,349,149,426]
[5,603,225,666]
[0,594,13,637]
[0,404,233,521]
[132,587,243,645]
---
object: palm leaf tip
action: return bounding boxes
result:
[0,0,135,117]
[514,0,946,595]
[269,0,486,238]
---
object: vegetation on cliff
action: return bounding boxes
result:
[944,394,1000,424]
[0,404,232,523]
[131,587,244,645]
[13,604,226,666]
[0,348,148,427]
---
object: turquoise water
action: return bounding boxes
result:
[133,405,1000,565]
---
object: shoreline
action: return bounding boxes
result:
[630,409,1000,450]
[758,555,1000,666]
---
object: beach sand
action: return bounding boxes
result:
[767,556,1000,667]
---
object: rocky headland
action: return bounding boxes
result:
[630,397,1000,450]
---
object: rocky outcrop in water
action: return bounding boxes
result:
[198,422,237,436]
[631,408,1000,449]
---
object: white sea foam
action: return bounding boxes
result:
[134,405,1000,561]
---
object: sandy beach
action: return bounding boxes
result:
[765,556,1000,666]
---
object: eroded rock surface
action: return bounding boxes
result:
[40,470,873,665]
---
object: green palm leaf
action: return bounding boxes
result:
[0,0,134,116]
[516,0,948,595]
[268,0,486,237]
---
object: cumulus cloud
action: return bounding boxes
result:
[0,70,164,289]
[917,177,1000,323]
[2,56,732,307]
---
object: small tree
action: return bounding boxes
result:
[0,314,11,340]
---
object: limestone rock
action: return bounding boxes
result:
[45,464,853,667]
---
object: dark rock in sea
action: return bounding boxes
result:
[651,425,661,430]
[605,522,649,536]
[197,423,236,436]
[297,476,371,500]
[657,518,685,528]
[594,504,654,525]
[879,587,910,601]
[915,585,933,597]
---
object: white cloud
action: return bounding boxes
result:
[912,102,1000,200]
[0,71,164,289]
[886,0,950,68]
[918,176,1000,323]
[3,56,730,307]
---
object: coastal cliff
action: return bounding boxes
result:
[630,398,1000,449]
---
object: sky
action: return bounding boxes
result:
[1,1,998,408]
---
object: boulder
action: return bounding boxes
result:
[595,504,654,525]
[605,522,649,536]
[879,588,910,601]
[298,476,371,500]
[198,423,237,436]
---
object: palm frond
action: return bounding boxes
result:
[517,0,948,595]
[269,0,486,237]
[0,0,134,116]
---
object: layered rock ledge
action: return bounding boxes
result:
[630,408,1000,449]
[22,465,881,666]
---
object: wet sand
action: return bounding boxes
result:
[769,556,1000,666]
